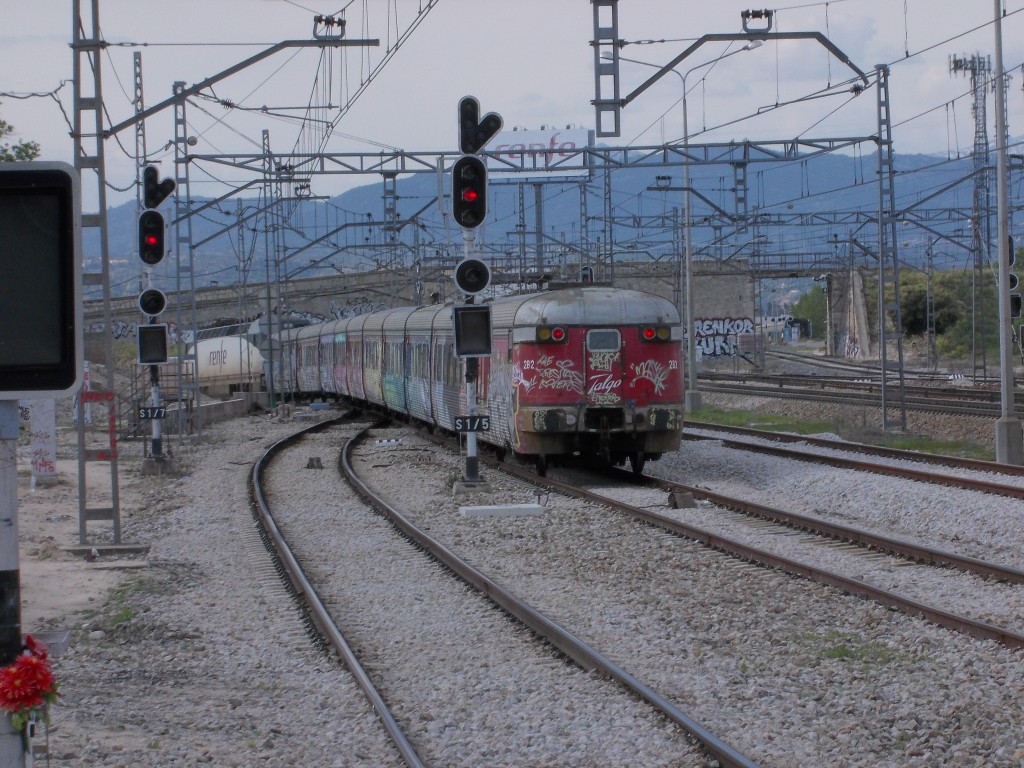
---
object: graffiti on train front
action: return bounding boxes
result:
[516,354,584,394]
[630,359,670,394]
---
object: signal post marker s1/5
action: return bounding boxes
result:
[454,415,490,432]
[452,97,502,490]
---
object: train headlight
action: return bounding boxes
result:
[538,326,567,343]
[640,325,671,342]
[565,412,577,426]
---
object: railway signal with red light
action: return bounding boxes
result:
[138,210,165,266]
[137,166,174,328]
[452,155,487,229]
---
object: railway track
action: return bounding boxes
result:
[249,416,753,768]
[763,349,998,385]
[704,374,1001,405]
[248,414,1024,765]
[511,460,1024,649]
[700,377,1013,418]
[249,416,422,766]
[686,420,1024,477]
[412,423,1024,763]
[685,421,1024,499]
[427,420,1024,648]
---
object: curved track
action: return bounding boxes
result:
[417,421,1024,647]
[248,415,425,767]
[247,412,1024,765]
[249,416,758,768]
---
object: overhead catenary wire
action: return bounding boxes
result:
[13,0,1024,292]
[617,2,1024,163]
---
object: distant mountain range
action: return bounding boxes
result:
[88,147,1001,298]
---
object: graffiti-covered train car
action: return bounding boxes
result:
[276,285,684,475]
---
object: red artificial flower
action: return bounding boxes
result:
[0,636,59,731]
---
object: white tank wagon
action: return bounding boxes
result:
[189,336,265,398]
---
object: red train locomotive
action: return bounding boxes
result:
[274,284,684,475]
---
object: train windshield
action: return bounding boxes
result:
[586,329,620,352]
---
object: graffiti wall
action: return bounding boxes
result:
[692,317,755,358]
[20,399,57,487]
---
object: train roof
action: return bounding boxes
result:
[493,286,680,326]
[269,286,679,341]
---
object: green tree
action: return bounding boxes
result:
[870,267,999,362]
[0,109,40,161]
[932,269,997,360]
[899,270,966,337]
[792,285,827,339]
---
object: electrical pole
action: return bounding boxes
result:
[992,1,1023,464]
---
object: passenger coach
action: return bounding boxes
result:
[275,284,684,475]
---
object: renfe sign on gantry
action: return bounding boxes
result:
[486,128,591,176]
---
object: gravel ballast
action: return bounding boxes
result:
[23,402,1024,767]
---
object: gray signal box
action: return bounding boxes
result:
[0,162,82,399]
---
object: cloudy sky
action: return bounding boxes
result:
[2,0,1023,206]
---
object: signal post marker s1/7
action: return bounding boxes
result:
[137,165,175,464]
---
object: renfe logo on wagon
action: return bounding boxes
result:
[488,128,590,175]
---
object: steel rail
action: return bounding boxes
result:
[686,420,1024,477]
[761,349,1005,382]
[639,470,1024,585]
[492,461,1024,650]
[342,429,763,768]
[762,349,990,382]
[249,416,426,768]
[712,436,1024,500]
[703,371,1003,400]
[702,380,1006,417]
